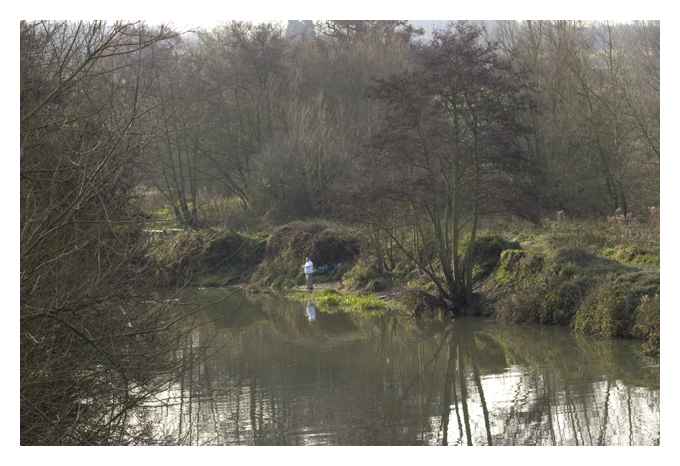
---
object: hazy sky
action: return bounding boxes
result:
[165,19,456,36]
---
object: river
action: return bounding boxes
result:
[132,287,660,445]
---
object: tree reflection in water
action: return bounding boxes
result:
[131,289,660,445]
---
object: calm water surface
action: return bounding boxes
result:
[135,288,659,445]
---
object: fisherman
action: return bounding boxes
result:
[303,257,315,291]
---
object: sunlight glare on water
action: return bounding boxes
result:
[132,288,660,446]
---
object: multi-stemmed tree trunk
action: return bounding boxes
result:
[363,23,532,313]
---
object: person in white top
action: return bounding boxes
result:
[303,257,314,290]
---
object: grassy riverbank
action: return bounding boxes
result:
[481,220,659,355]
[147,229,266,287]
[147,218,659,355]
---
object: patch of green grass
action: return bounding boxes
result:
[600,245,659,267]
[147,206,180,229]
[288,289,399,313]
[493,219,658,263]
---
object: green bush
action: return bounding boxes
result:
[492,247,601,326]
[494,249,544,286]
[343,258,392,291]
[539,277,590,325]
[469,236,521,282]
[573,271,659,340]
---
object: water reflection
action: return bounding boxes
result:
[305,301,318,322]
[132,289,660,445]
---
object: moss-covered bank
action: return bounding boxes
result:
[148,229,266,287]
[481,225,659,355]
[146,219,659,355]
[147,221,362,290]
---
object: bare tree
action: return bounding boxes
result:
[20,20,196,445]
[496,20,659,216]
[362,23,532,312]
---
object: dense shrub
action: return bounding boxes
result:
[573,271,659,340]
[541,277,591,325]
[343,257,393,291]
[494,249,544,286]
[492,247,601,326]
[469,236,521,282]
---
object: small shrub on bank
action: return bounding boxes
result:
[343,258,393,292]
[494,249,544,286]
[572,275,631,337]
[541,277,591,325]
[469,236,521,282]
[573,271,659,339]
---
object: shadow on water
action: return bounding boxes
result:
[133,288,660,446]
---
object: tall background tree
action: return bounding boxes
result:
[496,20,659,216]
[356,23,533,311]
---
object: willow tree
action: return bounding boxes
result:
[365,23,532,312]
